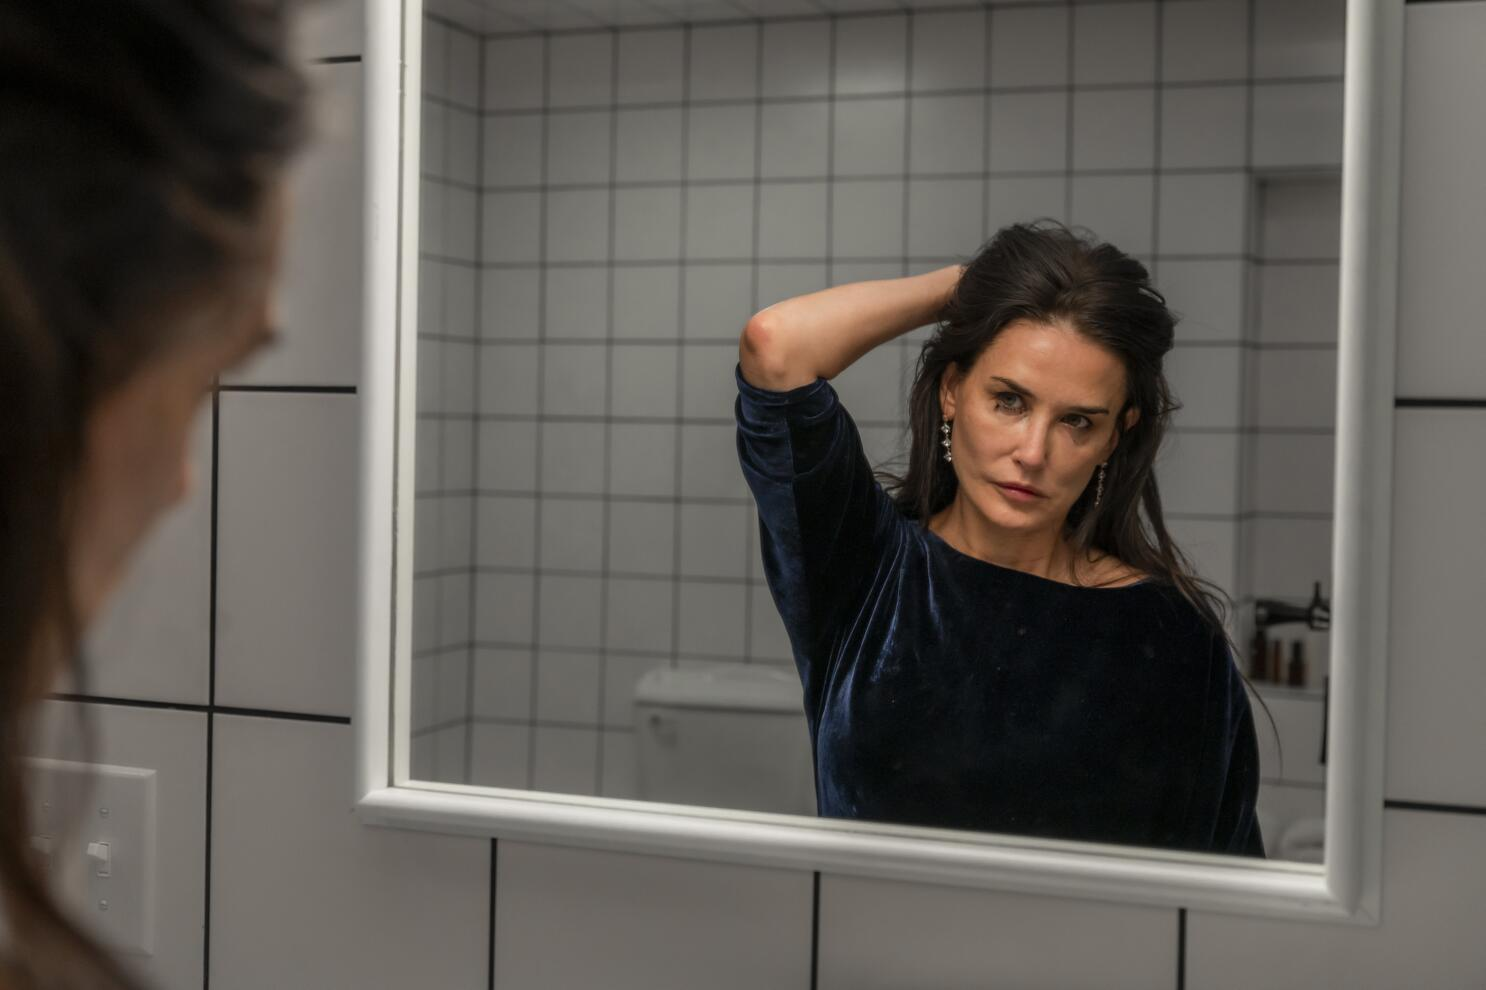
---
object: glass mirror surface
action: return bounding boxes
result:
[410,0,1345,864]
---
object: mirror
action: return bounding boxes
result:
[407,0,1346,866]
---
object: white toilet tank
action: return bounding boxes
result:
[633,662,816,816]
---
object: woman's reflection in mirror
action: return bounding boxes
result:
[736,220,1276,858]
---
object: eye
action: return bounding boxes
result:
[993,391,1022,412]
[1064,414,1093,431]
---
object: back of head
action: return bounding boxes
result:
[0,3,308,986]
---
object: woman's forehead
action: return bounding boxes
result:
[972,320,1127,401]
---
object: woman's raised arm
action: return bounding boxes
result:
[738,264,964,391]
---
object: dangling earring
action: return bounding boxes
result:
[1094,462,1107,508]
[940,417,953,464]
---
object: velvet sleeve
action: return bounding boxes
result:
[733,361,900,708]
[1206,643,1268,858]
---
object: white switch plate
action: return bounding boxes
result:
[25,757,157,956]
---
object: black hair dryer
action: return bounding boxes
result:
[1254,580,1330,632]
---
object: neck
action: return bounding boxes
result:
[927,497,1076,583]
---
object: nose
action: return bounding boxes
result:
[1012,417,1052,470]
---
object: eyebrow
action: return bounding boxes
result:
[989,376,1110,416]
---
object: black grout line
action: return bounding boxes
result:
[1176,907,1186,990]
[1385,799,1486,816]
[462,17,488,788]
[488,838,498,989]
[592,27,621,796]
[810,870,821,990]
[524,33,551,791]
[203,385,220,989]
[669,22,693,680]
[1395,397,1486,408]
[216,384,357,394]
[48,693,353,725]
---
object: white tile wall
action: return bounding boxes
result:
[41,3,1486,988]
[493,841,813,987]
[81,411,212,705]
[818,872,1177,989]
[210,716,488,988]
[215,393,361,717]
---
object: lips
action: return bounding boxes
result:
[994,481,1046,498]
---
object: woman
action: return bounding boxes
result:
[735,221,1270,858]
[0,2,307,985]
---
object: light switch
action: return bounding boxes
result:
[24,758,156,956]
[86,841,111,877]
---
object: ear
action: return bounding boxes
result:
[938,365,961,421]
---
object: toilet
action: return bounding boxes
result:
[632,662,817,816]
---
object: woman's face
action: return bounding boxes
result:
[939,318,1139,534]
[69,190,287,627]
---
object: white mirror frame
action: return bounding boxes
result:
[354,0,1402,923]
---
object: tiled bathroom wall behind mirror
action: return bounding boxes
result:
[411,0,1343,863]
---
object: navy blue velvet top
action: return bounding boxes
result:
[734,362,1266,858]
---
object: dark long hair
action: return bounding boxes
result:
[879,220,1278,755]
[0,3,307,986]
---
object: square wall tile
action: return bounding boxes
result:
[907,177,983,257]
[834,13,907,96]
[832,97,907,177]
[684,185,755,260]
[549,32,613,108]
[989,91,1067,173]
[1071,174,1154,256]
[82,410,211,705]
[909,93,985,175]
[1158,172,1249,256]
[617,27,684,104]
[545,110,612,184]
[832,179,904,259]
[818,872,1175,989]
[1257,177,1340,260]
[1397,3,1486,397]
[1160,260,1245,343]
[616,107,684,182]
[494,841,812,988]
[216,393,359,717]
[1386,409,1486,807]
[470,721,531,788]
[1072,88,1156,171]
[911,8,986,91]
[761,101,830,179]
[687,104,757,182]
[1160,85,1247,170]
[1073,1,1156,85]
[545,189,610,263]
[604,578,674,654]
[235,63,362,387]
[990,6,1068,89]
[485,36,545,111]
[1161,0,1249,83]
[759,182,827,259]
[1252,0,1346,80]
[210,717,488,989]
[607,502,676,576]
[532,725,600,794]
[613,266,682,339]
[761,18,832,98]
[690,23,759,100]
[1252,81,1344,169]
